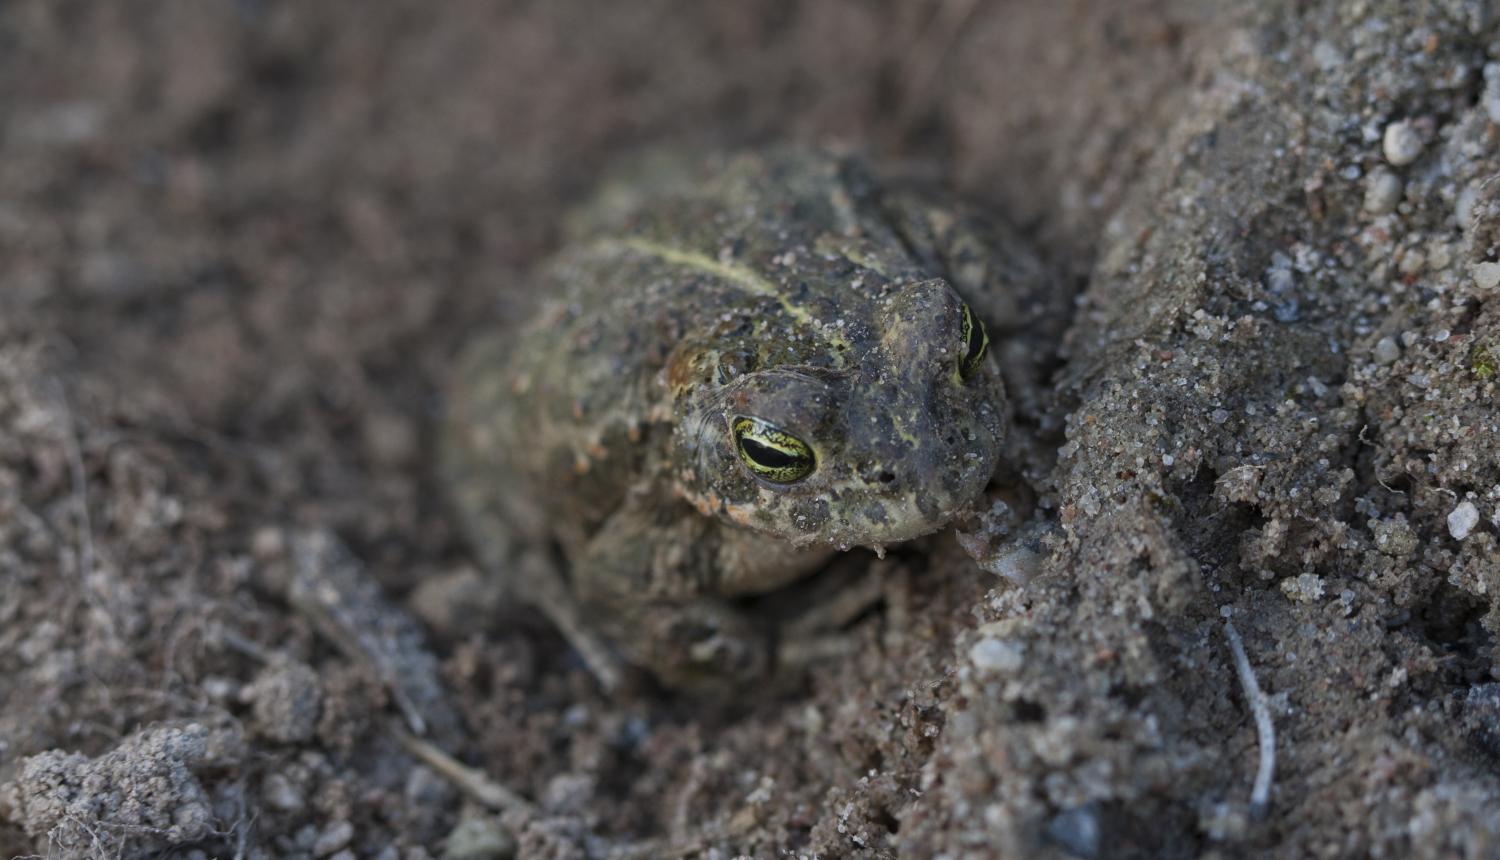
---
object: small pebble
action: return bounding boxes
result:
[1373,337,1400,365]
[314,820,354,857]
[1382,120,1423,167]
[1046,805,1101,859]
[1448,501,1480,540]
[1427,241,1453,270]
[1280,573,1325,603]
[977,545,1041,585]
[200,676,240,703]
[1267,267,1295,293]
[543,773,595,814]
[444,816,517,860]
[1473,261,1500,291]
[1397,249,1426,276]
[262,772,305,813]
[1363,170,1402,214]
[970,637,1024,675]
[252,526,287,560]
[247,662,323,744]
[294,823,319,850]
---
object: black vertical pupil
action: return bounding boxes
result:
[964,310,986,362]
[739,436,801,468]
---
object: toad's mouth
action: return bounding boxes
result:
[817,488,982,551]
[743,478,996,550]
[675,479,977,547]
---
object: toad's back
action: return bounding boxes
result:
[446,151,941,541]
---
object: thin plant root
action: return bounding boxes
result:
[1224,620,1276,819]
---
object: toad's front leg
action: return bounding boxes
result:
[570,495,829,695]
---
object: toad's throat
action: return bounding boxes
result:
[673,478,965,550]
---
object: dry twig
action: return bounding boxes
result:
[388,722,534,816]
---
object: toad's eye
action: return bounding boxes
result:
[958,302,989,379]
[731,416,816,484]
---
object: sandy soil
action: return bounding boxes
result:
[1,1,1498,858]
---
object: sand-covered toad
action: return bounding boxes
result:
[442,150,1055,693]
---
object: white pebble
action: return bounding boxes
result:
[970,637,1024,675]
[262,773,305,812]
[1280,573,1325,603]
[1382,120,1423,167]
[1363,170,1402,214]
[1474,261,1500,291]
[1448,501,1480,540]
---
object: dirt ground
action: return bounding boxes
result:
[2,0,1499,857]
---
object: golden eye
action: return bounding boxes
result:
[959,302,989,379]
[731,416,816,484]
